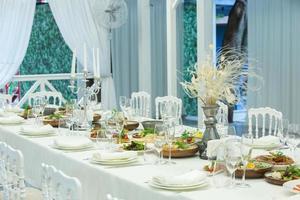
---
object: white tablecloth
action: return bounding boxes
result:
[0,121,298,200]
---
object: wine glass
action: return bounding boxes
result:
[166,118,176,165]
[105,120,117,151]
[279,118,289,146]
[119,96,127,112]
[224,139,242,189]
[239,134,252,188]
[32,97,45,126]
[287,124,299,159]
[154,124,168,165]
[89,93,98,107]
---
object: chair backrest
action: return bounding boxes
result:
[0,142,26,200]
[41,163,82,200]
[28,91,64,107]
[155,96,182,121]
[0,94,12,105]
[131,91,151,118]
[216,101,228,125]
[248,107,282,138]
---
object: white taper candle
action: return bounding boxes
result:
[71,48,76,78]
[96,48,100,79]
[83,43,87,72]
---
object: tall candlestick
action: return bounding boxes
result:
[83,43,87,72]
[96,48,100,79]
[71,48,76,78]
[92,48,97,78]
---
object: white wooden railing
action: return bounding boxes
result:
[11,73,93,107]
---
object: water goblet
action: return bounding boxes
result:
[154,124,168,165]
[224,139,242,189]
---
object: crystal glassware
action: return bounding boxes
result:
[154,124,168,165]
[224,139,242,189]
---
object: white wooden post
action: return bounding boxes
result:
[197,0,216,128]
[166,0,178,97]
[137,0,152,94]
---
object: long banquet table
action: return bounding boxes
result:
[0,120,298,200]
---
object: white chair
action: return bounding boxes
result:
[248,107,282,138]
[155,96,182,120]
[41,163,82,200]
[0,142,42,200]
[0,94,12,105]
[131,91,151,118]
[215,101,228,126]
[28,91,64,107]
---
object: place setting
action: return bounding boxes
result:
[147,169,209,191]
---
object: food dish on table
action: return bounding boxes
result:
[123,120,139,131]
[265,166,300,186]
[123,141,145,151]
[43,113,65,127]
[283,180,300,194]
[255,151,294,167]
[235,161,273,178]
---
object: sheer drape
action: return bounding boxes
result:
[49,0,116,109]
[248,0,300,123]
[111,0,139,100]
[112,0,167,116]
[0,0,36,87]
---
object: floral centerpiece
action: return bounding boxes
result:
[181,47,262,159]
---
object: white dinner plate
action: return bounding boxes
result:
[51,143,94,151]
[148,180,208,191]
[283,180,300,194]
[151,178,207,188]
[90,157,138,165]
[20,131,57,137]
[288,195,300,200]
[249,143,281,150]
[0,120,25,125]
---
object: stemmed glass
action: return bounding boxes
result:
[224,139,242,189]
[154,124,168,165]
[239,134,252,188]
[279,118,289,146]
[287,124,299,159]
[166,118,176,165]
[32,96,46,126]
[119,97,132,119]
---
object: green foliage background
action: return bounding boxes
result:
[19,4,75,101]
[182,3,197,116]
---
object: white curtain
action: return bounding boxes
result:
[48,0,116,110]
[0,0,36,87]
[111,0,139,99]
[248,0,300,123]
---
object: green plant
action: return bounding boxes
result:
[19,4,75,102]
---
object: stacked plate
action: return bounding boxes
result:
[20,125,56,137]
[149,170,208,191]
[90,151,138,166]
[52,136,94,151]
[0,115,25,125]
[245,136,281,149]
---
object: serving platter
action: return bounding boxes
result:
[162,144,198,158]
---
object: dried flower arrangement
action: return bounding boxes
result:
[181,47,262,106]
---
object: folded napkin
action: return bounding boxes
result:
[253,135,280,146]
[21,124,54,135]
[153,170,206,185]
[54,136,92,148]
[207,136,239,158]
[92,151,137,161]
[0,115,24,124]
